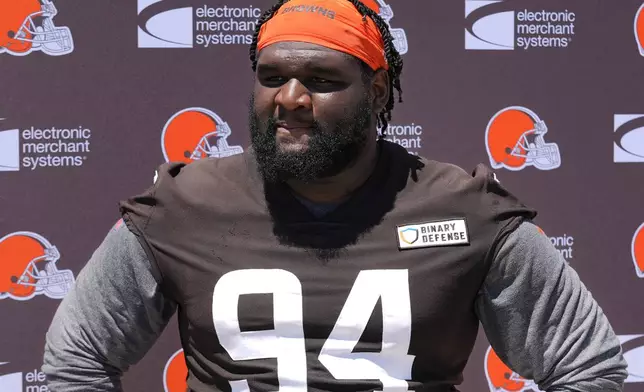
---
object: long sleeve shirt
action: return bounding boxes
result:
[42,220,628,391]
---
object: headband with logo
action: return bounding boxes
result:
[256,0,389,71]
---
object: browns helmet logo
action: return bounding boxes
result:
[485,106,561,171]
[163,349,188,392]
[0,0,74,56]
[161,107,244,164]
[632,223,644,278]
[484,346,544,392]
[636,3,644,56]
[0,231,74,300]
[373,0,408,55]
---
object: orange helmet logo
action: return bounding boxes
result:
[636,3,644,56]
[632,223,644,278]
[484,346,544,392]
[161,107,243,164]
[0,231,74,300]
[485,106,561,171]
[163,349,188,392]
[0,0,74,56]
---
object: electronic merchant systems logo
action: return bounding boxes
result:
[614,114,644,163]
[465,0,576,50]
[0,118,92,172]
[0,362,53,391]
[137,0,262,48]
[137,0,409,53]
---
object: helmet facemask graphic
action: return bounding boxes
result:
[15,241,74,299]
[8,0,73,56]
[375,0,408,55]
[188,122,244,160]
[507,121,561,170]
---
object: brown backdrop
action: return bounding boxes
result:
[2,0,644,391]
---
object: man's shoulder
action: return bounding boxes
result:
[156,151,249,183]
[120,151,254,223]
[413,154,500,194]
[398,149,533,218]
[148,151,255,197]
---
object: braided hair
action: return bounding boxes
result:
[249,0,404,136]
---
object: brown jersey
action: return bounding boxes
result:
[120,140,536,392]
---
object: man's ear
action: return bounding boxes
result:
[371,69,390,113]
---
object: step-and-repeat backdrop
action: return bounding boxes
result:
[2,0,644,391]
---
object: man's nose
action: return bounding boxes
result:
[274,78,312,111]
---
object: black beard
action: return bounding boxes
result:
[248,94,372,183]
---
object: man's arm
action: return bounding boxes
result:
[475,220,628,391]
[43,223,177,392]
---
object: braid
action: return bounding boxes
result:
[344,0,403,137]
[249,0,288,71]
[249,0,404,137]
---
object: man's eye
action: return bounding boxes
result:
[266,76,286,83]
[312,77,332,84]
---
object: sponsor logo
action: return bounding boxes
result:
[614,114,644,163]
[536,226,574,262]
[161,107,243,164]
[398,228,419,245]
[137,0,408,54]
[620,334,644,382]
[397,219,469,250]
[137,0,262,48]
[382,122,423,155]
[465,0,576,51]
[632,223,644,278]
[0,118,92,172]
[485,106,561,171]
[0,363,49,391]
[0,231,75,300]
[163,349,188,392]
[636,3,644,56]
[0,0,73,56]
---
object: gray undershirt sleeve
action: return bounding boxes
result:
[476,221,628,391]
[43,223,177,392]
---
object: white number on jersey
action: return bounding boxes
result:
[212,269,415,391]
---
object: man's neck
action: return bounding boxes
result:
[286,140,379,204]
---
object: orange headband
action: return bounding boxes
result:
[256,0,388,71]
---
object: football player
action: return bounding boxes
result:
[43,0,627,391]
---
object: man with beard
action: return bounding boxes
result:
[43,0,627,391]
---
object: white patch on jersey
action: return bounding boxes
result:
[396,218,469,250]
